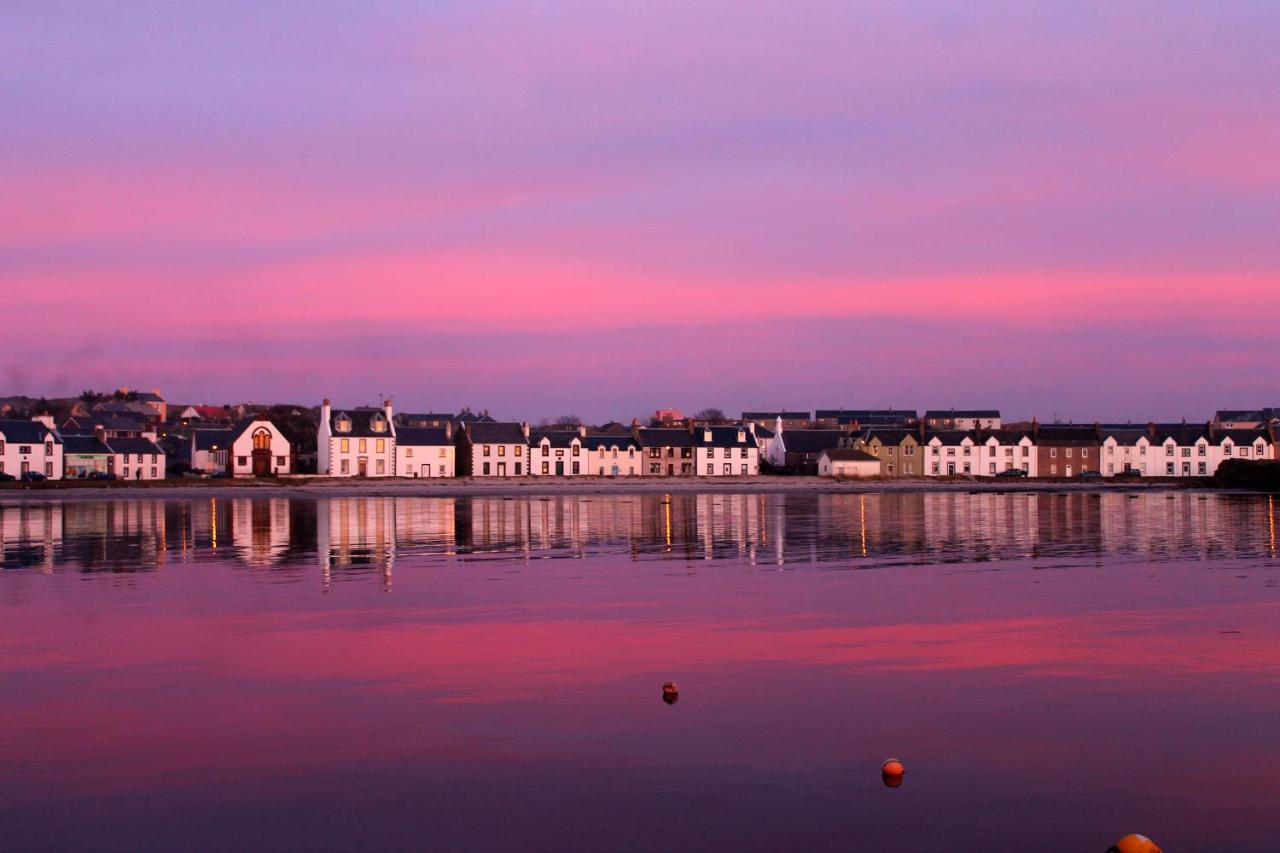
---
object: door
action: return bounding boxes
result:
[555,461,564,476]
[1065,465,1073,477]
[1182,462,1190,476]
[498,462,507,476]
[610,464,619,476]
[357,458,368,477]
[252,449,271,476]
[21,460,29,476]
[421,464,430,477]
[946,461,955,475]
[667,464,674,476]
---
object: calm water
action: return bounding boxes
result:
[1,491,1278,852]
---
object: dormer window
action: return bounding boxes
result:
[334,414,352,433]
[370,414,386,433]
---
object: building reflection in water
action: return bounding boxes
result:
[1,491,1277,577]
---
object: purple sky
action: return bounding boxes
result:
[2,1,1278,421]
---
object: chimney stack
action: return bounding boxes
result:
[383,399,393,421]
[521,421,530,439]
[321,399,332,426]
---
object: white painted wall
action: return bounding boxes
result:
[397,443,455,477]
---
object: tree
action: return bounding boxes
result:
[554,414,583,427]
[694,408,728,424]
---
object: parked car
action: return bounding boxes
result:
[87,471,117,481]
[1117,467,1142,478]
[207,471,232,479]
[0,472,15,482]
[1078,470,1102,479]
[995,468,1028,478]
[20,471,47,482]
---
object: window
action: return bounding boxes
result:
[989,463,996,474]
[1197,444,1206,456]
[334,414,351,433]
[1066,448,1073,459]
[1166,462,1174,475]
[946,448,955,456]
[1181,448,1191,458]
[371,415,386,433]
[341,460,349,474]
[706,464,714,475]
[123,468,130,478]
[1022,446,1029,456]
[741,464,748,475]
[1081,448,1088,459]
[650,448,661,458]
[1050,448,1057,458]
[1198,462,1207,475]
[150,467,157,478]
[238,456,248,466]
[572,462,580,474]
[1240,446,1250,457]
[376,439,385,453]
[46,462,54,476]
[483,462,490,475]
[963,446,971,456]
[740,447,748,458]
[1166,445,1174,456]
[340,438,350,453]
[514,446,522,456]
[542,462,549,474]
[483,445,491,456]
[19,445,30,455]
[359,439,367,453]
[572,445,580,456]
[252,429,271,450]
[932,462,940,474]
[376,460,385,475]
[1140,445,1146,456]
[407,447,414,458]
[45,441,53,454]
[1224,444,1233,456]
[1257,444,1266,456]
[498,445,506,456]
[276,456,285,466]
[628,448,635,458]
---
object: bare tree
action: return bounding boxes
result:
[694,408,728,424]
[554,414,583,427]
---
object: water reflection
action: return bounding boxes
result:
[1,491,1276,576]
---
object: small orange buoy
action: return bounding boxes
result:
[881,758,905,777]
[662,682,679,705]
[1107,834,1162,853]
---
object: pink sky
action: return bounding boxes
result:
[2,2,1278,421]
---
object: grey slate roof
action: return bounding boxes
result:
[1217,429,1271,445]
[780,429,848,454]
[638,428,699,448]
[193,429,234,451]
[697,426,755,448]
[465,422,527,444]
[396,427,452,447]
[0,419,61,444]
[63,435,111,455]
[742,411,810,421]
[582,434,640,451]
[530,430,582,448]
[329,408,394,438]
[107,437,164,455]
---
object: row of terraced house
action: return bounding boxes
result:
[756,409,1280,479]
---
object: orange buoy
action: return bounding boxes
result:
[662,682,679,705]
[881,758,905,777]
[1107,834,1162,853]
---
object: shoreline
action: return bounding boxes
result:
[0,475,1229,502]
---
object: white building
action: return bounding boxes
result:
[317,399,397,478]
[395,425,455,478]
[529,429,588,476]
[108,437,166,480]
[924,409,1002,430]
[457,421,528,477]
[922,431,979,476]
[582,434,643,476]
[1099,427,1154,476]
[694,426,759,476]
[191,429,233,475]
[1152,425,1213,477]
[818,448,881,477]
[1209,429,1273,473]
[980,430,1036,476]
[0,417,63,480]
[226,416,293,477]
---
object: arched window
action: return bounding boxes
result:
[370,414,386,433]
[334,414,352,433]
[252,428,272,451]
